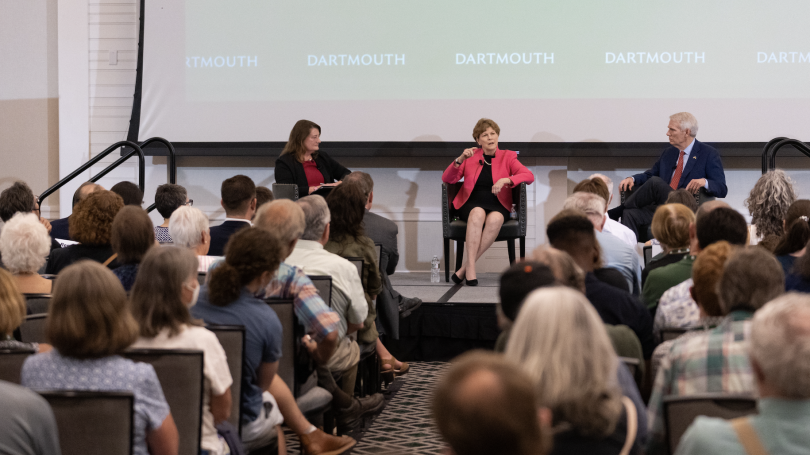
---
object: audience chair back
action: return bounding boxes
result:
[664,393,757,454]
[23,293,51,315]
[271,183,299,201]
[307,275,332,308]
[0,348,36,384]
[197,272,206,286]
[619,356,642,389]
[123,349,204,455]
[40,390,134,455]
[441,182,528,282]
[208,325,245,435]
[643,245,653,267]
[661,327,690,342]
[345,257,364,280]
[264,299,297,395]
[19,313,48,344]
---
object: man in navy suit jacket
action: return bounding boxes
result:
[608,112,727,240]
[208,175,257,256]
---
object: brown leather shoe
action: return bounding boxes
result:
[299,428,356,455]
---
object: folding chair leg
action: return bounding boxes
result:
[444,238,451,282]
[507,239,516,264]
[519,237,525,259]
[455,240,464,272]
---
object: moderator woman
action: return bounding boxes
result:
[442,118,534,285]
[274,120,351,197]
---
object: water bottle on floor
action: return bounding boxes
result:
[431,255,440,283]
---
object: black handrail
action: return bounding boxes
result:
[768,139,810,172]
[38,141,145,207]
[761,137,789,173]
[138,137,177,213]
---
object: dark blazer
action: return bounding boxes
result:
[208,220,251,257]
[45,244,120,275]
[49,217,71,241]
[632,140,727,197]
[584,272,654,358]
[274,151,351,198]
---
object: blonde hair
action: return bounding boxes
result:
[0,268,26,336]
[0,212,50,273]
[505,287,622,437]
[651,203,695,249]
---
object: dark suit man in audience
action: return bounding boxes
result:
[342,172,422,338]
[433,350,549,455]
[49,181,102,241]
[676,293,810,454]
[547,211,655,358]
[646,247,785,454]
[608,112,727,241]
[208,174,257,256]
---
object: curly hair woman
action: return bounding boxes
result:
[46,190,124,274]
[745,169,797,246]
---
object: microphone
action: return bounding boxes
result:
[479,159,484,166]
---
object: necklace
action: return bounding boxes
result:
[482,154,493,166]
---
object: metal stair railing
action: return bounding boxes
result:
[138,137,177,213]
[761,137,789,173]
[766,138,810,174]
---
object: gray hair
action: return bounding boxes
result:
[750,293,810,398]
[718,247,784,314]
[297,195,331,241]
[563,192,606,227]
[0,213,50,274]
[168,206,209,249]
[254,199,305,244]
[670,112,699,137]
[744,170,797,239]
[505,286,622,438]
[589,173,613,198]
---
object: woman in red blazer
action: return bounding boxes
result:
[441,119,534,285]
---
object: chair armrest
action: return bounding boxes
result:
[511,183,528,236]
[442,183,452,237]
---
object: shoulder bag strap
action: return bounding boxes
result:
[102,253,118,267]
[731,417,769,455]
[619,396,638,455]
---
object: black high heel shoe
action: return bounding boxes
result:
[466,279,479,286]
[451,273,464,285]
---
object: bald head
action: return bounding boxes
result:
[254,199,305,256]
[72,182,102,207]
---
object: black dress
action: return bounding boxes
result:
[456,155,511,222]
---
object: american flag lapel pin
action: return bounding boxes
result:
[693,156,697,159]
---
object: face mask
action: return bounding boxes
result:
[184,282,200,308]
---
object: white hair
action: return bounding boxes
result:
[297,195,331,241]
[0,213,50,274]
[750,293,810,398]
[506,286,622,437]
[563,192,606,228]
[589,173,613,198]
[168,206,209,249]
[670,112,699,137]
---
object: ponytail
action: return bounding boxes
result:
[773,216,810,256]
[208,262,243,306]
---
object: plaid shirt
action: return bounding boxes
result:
[646,311,755,455]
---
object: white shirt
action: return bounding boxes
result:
[222,217,252,225]
[285,239,368,339]
[603,217,638,246]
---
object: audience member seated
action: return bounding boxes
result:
[589,173,637,246]
[274,119,351,197]
[192,228,355,453]
[0,380,62,455]
[254,186,274,214]
[21,261,179,455]
[325,182,408,377]
[650,241,732,375]
[675,293,810,454]
[154,183,189,244]
[208,175,257,257]
[110,206,154,291]
[169,206,217,272]
[254,200,383,432]
[564,191,641,295]
[608,112,727,241]
[343,171,422,327]
[0,268,51,352]
[506,287,647,454]
[646,247,784,454]
[642,204,694,286]
[665,188,698,213]
[130,246,234,455]
[49,181,102,241]
[772,199,810,275]
[433,350,550,455]
[45,190,124,274]
[0,181,59,252]
[744,169,796,249]
[547,212,654,358]
[643,203,747,313]
[493,261,557,353]
[0,213,52,294]
[110,181,144,207]
[785,247,810,293]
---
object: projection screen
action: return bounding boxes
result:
[136,0,810,143]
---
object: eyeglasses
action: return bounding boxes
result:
[186,199,194,206]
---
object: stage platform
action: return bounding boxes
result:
[385,272,501,362]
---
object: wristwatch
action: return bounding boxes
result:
[455,158,462,165]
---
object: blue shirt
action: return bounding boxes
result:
[675,398,810,455]
[596,230,642,296]
[22,351,170,455]
[191,286,282,423]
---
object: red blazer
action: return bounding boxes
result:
[441,149,534,211]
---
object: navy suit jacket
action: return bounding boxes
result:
[632,140,727,198]
[208,220,250,257]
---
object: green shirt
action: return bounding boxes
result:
[643,255,695,310]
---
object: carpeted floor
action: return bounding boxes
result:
[282,361,450,454]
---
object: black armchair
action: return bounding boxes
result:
[442,182,528,282]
